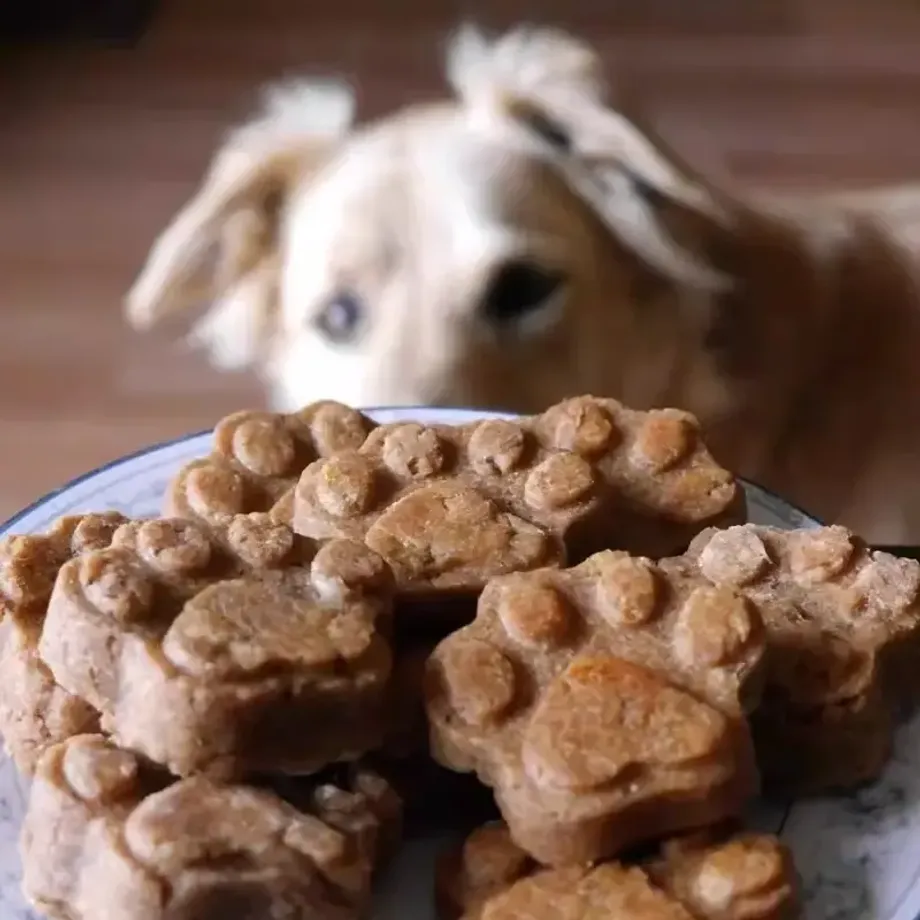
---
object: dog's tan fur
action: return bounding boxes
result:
[126,26,920,543]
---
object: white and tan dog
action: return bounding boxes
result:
[126,25,920,543]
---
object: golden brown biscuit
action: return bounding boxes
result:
[473,864,700,920]
[21,734,402,920]
[437,821,798,920]
[38,514,395,779]
[435,822,536,920]
[290,397,742,610]
[681,524,920,794]
[0,511,128,624]
[0,513,126,773]
[293,455,566,601]
[645,827,800,920]
[165,400,375,534]
[531,396,745,557]
[425,550,765,866]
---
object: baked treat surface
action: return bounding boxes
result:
[21,734,402,920]
[166,401,376,532]
[437,821,799,920]
[645,827,800,920]
[4,398,903,920]
[37,514,395,778]
[681,524,920,793]
[0,513,127,773]
[425,549,765,865]
[529,396,744,553]
[291,425,569,598]
[435,821,536,920]
[290,396,743,608]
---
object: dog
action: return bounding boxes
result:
[126,25,920,545]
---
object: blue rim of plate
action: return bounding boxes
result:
[0,405,824,537]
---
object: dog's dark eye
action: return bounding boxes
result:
[624,166,661,205]
[315,292,363,343]
[510,99,571,152]
[521,109,571,152]
[482,261,566,326]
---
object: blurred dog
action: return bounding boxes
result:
[126,26,920,543]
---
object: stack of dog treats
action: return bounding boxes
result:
[2,395,919,920]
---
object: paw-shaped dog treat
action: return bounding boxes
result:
[435,821,536,920]
[166,400,375,532]
[425,550,765,866]
[530,396,745,557]
[39,514,395,778]
[292,432,568,601]
[0,512,126,773]
[466,864,702,920]
[438,821,798,920]
[21,734,402,920]
[646,828,800,920]
[682,524,920,794]
[291,398,742,611]
[0,512,128,622]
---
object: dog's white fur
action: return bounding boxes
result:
[127,26,920,543]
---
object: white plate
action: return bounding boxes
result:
[0,407,915,920]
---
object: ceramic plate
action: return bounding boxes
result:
[0,407,916,920]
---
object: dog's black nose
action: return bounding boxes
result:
[481,260,566,326]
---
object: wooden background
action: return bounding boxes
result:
[2,0,920,522]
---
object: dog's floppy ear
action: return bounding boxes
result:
[447,23,607,111]
[447,25,730,292]
[125,80,354,366]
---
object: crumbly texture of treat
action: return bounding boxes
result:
[21,734,402,920]
[38,514,395,779]
[682,524,920,794]
[425,550,765,866]
[0,513,126,773]
[290,397,742,606]
[165,401,375,534]
[0,620,100,776]
[440,822,798,920]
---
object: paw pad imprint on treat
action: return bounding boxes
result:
[531,396,740,529]
[295,430,569,599]
[441,817,799,920]
[426,547,764,865]
[166,401,375,530]
[23,734,402,920]
[443,818,799,920]
[293,396,740,604]
[0,513,130,775]
[365,483,554,585]
[38,514,396,778]
[0,512,127,616]
[685,523,920,793]
[522,656,730,792]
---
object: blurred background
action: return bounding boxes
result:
[2,0,919,520]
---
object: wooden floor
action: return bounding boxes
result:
[2,0,920,522]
